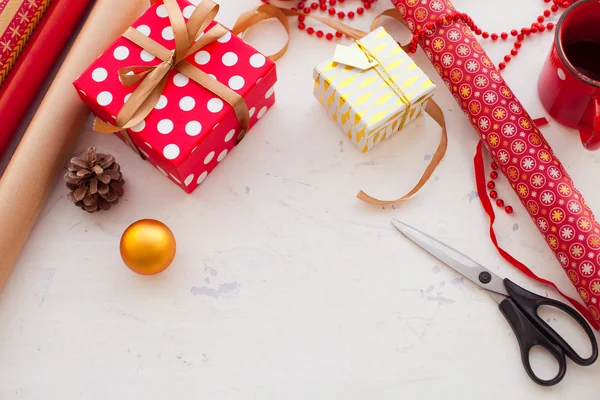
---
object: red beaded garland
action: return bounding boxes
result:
[486,159,514,214]
[261,0,379,41]
[404,0,577,70]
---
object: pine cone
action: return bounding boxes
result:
[64,147,125,213]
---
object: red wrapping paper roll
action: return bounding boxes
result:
[391,0,600,328]
[0,0,93,160]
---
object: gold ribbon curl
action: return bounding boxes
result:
[235,4,447,205]
[94,0,251,154]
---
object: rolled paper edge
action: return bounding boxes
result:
[0,0,94,160]
[0,0,150,291]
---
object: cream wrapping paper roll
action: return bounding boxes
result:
[0,0,150,290]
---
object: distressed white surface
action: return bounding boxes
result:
[2,0,600,398]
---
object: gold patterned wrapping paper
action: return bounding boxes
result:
[313,27,436,153]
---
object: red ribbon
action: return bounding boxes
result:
[474,141,599,330]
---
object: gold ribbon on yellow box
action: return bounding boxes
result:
[233,4,448,206]
[93,0,252,153]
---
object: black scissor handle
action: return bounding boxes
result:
[504,279,598,366]
[498,296,567,386]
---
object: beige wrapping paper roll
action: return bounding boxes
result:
[0,0,150,290]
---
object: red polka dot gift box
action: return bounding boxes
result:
[73,0,276,193]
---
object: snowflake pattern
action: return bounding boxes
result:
[483,91,497,104]
[457,45,470,56]
[448,30,461,41]
[430,0,443,10]
[398,0,600,320]
[474,75,487,88]
[442,54,454,66]
[466,60,479,71]
[561,226,575,240]
[581,262,594,277]
[502,124,515,137]
[512,141,525,153]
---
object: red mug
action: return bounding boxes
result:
[538,0,600,150]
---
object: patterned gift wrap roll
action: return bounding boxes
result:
[0,0,51,85]
[392,0,600,326]
[313,27,436,153]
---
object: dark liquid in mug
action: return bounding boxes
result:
[564,39,600,82]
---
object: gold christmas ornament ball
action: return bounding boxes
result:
[120,219,176,275]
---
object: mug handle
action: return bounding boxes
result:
[580,96,600,150]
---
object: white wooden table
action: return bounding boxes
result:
[2,0,600,398]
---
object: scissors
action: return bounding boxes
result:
[391,219,599,386]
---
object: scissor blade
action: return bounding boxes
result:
[392,219,508,297]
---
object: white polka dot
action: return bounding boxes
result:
[139,148,149,158]
[196,31,204,41]
[182,5,196,18]
[156,4,168,17]
[144,142,152,148]
[192,146,197,153]
[265,85,275,98]
[163,144,180,160]
[156,165,168,176]
[249,107,256,118]
[204,151,215,164]
[180,96,195,111]
[189,0,200,5]
[214,123,219,130]
[195,51,210,65]
[558,68,566,81]
[197,171,208,184]
[124,93,132,103]
[113,46,129,60]
[184,174,195,186]
[185,121,202,136]
[154,95,168,110]
[136,25,151,36]
[170,174,182,184]
[257,106,268,119]
[79,90,87,97]
[173,73,189,87]
[207,98,224,113]
[97,91,113,106]
[130,120,146,132]
[140,50,155,62]
[225,129,236,142]
[92,68,108,82]
[162,26,174,40]
[222,52,238,67]
[217,31,232,43]
[208,74,216,80]
[249,53,266,68]
[217,149,228,162]
[228,75,245,90]
[157,119,174,134]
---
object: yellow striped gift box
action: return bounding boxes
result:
[313,27,436,153]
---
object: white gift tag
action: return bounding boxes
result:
[332,45,376,70]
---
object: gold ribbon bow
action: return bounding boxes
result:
[94,0,250,154]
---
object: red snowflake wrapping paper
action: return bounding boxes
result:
[392,0,600,327]
[73,0,277,193]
